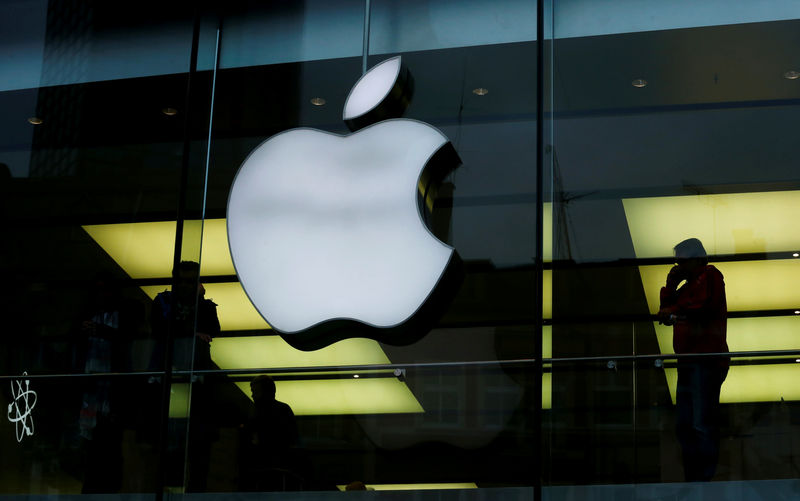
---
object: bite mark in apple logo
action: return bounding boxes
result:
[227,56,463,351]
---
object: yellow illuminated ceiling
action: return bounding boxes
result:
[622,191,800,258]
[144,293,423,414]
[85,218,552,414]
[624,190,800,405]
[168,377,425,417]
[140,283,270,332]
[234,378,423,416]
[543,202,552,262]
[543,269,552,320]
[87,218,555,326]
[211,336,390,369]
[168,383,191,419]
[83,219,234,279]
[653,316,800,356]
[85,218,421,414]
[664,364,800,405]
[638,260,800,315]
[652,316,800,403]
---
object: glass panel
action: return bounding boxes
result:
[548,0,800,494]
[213,0,365,69]
[173,364,537,493]
[545,355,800,493]
[554,0,800,38]
[544,360,636,484]
[0,0,206,380]
[0,0,218,496]
[548,6,800,357]
[0,374,161,494]
[638,354,800,484]
[0,1,195,91]
[369,0,537,54]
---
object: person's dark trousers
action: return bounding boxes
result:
[676,360,728,481]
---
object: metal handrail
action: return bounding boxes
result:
[3,349,800,380]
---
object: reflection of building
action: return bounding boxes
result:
[2,0,800,497]
[29,0,92,178]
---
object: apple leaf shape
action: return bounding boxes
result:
[343,56,413,132]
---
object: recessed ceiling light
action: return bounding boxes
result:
[27,117,43,125]
[472,87,488,96]
[793,252,799,257]
[310,97,326,106]
[795,310,800,315]
[631,78,647,88]
[353,374,360,378]
[784,70,800,80]
[161,107,178,116]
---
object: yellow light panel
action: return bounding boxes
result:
[211,336,391,369]
[542,325,552,359]
[83,221,177,279]
[639,260,800,314]
[86,219,542,414]
[337,483,477,491]
[652,316,800,356]
[653,316,800,405]
[543,202,552,263]
[82,218,234,279]
[541,326,552,410]
[626,191,800,404]
[235,378,423,415]
[663,364,800,405]
[196,218,235,276]
[543,269,552,320]
[168,383,191,419]
[542,372,552,410]
[140,283,271,331]
[623,191,800,258]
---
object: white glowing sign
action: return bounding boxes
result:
[227,57,460,346]
[7,372,37,443]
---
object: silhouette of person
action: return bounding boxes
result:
[149,261,221,491]
[345,481,371,491]
[150,260,219,371]
[240,375,302,491]
[657,238,729,481]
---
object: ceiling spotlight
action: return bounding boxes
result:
[631,78,647,88]
[472,87,489,96]
[795,310,800,315]
[27,117,43,125]
[353,374,360,378]
[784,70,800,80]
[793,252,799,257]
[310,97,326,106]
[161,107,178,116]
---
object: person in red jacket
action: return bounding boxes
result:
[657,238,729,481]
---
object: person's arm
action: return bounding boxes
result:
[658,266,685,324]
[677,268,725,322]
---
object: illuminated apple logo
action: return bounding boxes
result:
[227,57,462,350]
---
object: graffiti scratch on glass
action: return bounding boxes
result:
[7,372,37,443]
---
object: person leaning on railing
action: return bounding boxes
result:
[657,237,729,482]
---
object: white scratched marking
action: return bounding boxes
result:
[7,372,37,443]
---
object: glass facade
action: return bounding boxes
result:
[0,0,799,498]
